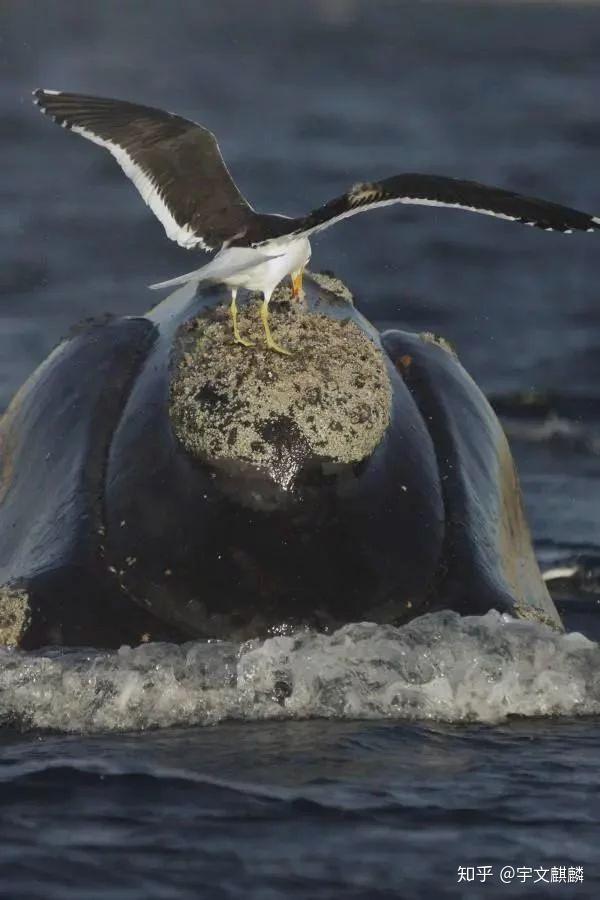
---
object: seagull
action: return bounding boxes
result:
[33,89,600,355]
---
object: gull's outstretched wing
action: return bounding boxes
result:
[265,174,600,243]
[33,89,257,250]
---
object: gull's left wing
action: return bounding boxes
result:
[33,89,258,251]
[264,174,600,242]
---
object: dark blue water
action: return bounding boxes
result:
[1,719,599,900]
[2,1,600,897]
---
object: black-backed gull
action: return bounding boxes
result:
[33,89,600,354]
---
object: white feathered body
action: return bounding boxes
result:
[150,236,311,298]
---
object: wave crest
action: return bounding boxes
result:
[1,611,598,733]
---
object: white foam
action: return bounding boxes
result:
[543,565,579,582]
[0,611,598,733]
[502,413,600,454]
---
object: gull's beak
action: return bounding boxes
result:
[291,269,303,298]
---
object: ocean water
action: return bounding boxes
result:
[2,1,600,897]
[1,613,600,899]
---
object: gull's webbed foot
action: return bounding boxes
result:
[233,330,254,348]
[230,292,254,348]
[260,299,292,356]
[265,334,293,356]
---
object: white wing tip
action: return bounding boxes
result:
[32,88,61,102]
[33,88,63,113]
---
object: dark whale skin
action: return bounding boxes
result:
[382,330,561,630]
[0,315,189,647]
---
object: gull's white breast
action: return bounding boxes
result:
[217,237,311,294]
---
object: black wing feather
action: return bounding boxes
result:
[271,174,599,240]
[33,89,256,250]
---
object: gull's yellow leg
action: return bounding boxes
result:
[230,288,254,347]
[291,269,304,298]
[260,295,292,355]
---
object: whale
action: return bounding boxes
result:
[0,272,561,648]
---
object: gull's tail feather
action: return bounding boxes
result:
[149,268,207,290]
[149,248,284,291]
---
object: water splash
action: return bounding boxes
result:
[502,413,600,455]
[0,611,598,733]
